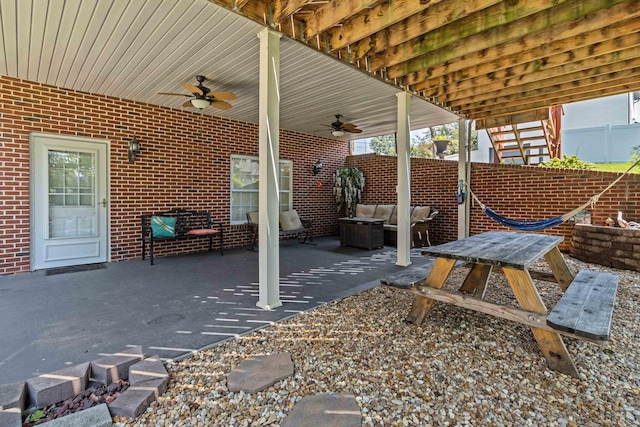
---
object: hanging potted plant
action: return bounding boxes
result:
[333,166,365,217]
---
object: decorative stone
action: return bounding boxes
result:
[90,346,144,384]
[280,393,361,427]
[227,353,294,393]
[128,355,168,386]
[0,381,25,410]
[26,363,90,408]
[39,403,112,427]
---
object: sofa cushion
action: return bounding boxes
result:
[279,210,304,231]
[355,204,376,218]
[411,206,431,223]
[374,204,394,223]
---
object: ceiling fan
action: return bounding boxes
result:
[158,75,236,110]
[322,114,362,137]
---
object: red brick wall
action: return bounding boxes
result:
[0,76,348,275]
[346,155,640,251]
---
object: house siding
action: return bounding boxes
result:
[0,76,347,275]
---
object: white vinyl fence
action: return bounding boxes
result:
[562,124,640,163]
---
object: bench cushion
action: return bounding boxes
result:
[187,229,219,235]
[280,210,304,231]
[151,216,176,237]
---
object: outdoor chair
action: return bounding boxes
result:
[246,210,314,251]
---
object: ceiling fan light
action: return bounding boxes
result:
[332,130,345,137]
[191,98,210,109]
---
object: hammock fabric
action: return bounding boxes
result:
[483,207,564,231]
[465,158,640,232]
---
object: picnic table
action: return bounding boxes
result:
[387,231,618,378]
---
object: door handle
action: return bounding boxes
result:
[101,198,107,208]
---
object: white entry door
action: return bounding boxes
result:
[31,133,109,270]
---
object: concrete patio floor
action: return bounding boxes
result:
[0,236,433,384]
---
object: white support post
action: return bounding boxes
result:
[257,28,282,310]
[458,119,471,239]
[396,92,411,266]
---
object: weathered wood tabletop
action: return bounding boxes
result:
[420,231,564,270]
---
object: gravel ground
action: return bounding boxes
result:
[120,257,640,426]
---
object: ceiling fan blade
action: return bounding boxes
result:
[158,92,191,97]
[206,91,236,101]
[342,123,358,132]
[182,82,203,96]
[210,100,233,110]
[182,100,194,108]
[345,128,363,134]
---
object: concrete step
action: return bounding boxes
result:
[26,362,90,408]
[90,346,144,385]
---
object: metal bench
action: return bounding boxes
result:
[547,270,618,341]
[141,209,224,265]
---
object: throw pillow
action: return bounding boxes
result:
[151,216,176,237]
[355,204,376,218]
[279,210,303,231]
[374,204,395,223]
[391,205,414,225]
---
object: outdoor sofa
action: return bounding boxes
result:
[354,203,438,247]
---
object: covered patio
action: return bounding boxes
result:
[1,0,640,425]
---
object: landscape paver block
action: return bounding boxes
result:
[26,362,90,408]
[128,355,168,386]
[280,393,361,427]
[90,346,144,385]
[0,381,25,410]
[39,403,113,427]
[131,377,169,398]
[227,352,294,393]
[108,385,156,418]
[0,409,22,427]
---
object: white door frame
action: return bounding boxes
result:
[29,133,110,270]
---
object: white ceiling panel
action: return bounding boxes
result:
[0,0,459,140]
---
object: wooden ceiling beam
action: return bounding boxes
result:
[387,0,631,80]
[303,0,381,42]
[404,14,640,87]
[468,82,640,119]
[461,72,640,116]
[346,0,502,64]
[272,0,314,24]
[370,0,568,73]
[432,39,640,105]
[426,46,640,102]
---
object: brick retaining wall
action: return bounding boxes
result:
[570,224,640,272]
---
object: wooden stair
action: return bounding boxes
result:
[486,120,554,165]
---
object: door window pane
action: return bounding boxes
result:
[48,150,97,238]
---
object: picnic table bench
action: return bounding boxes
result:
[383,231,619,378]
[141,209,224,265]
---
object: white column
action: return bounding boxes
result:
[458,118,471,239]
[257,28,282,310]
[396,92,411,266]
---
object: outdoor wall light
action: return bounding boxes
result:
[332,130,345,137]
[313,160,323,175]
[128,136,141,163]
